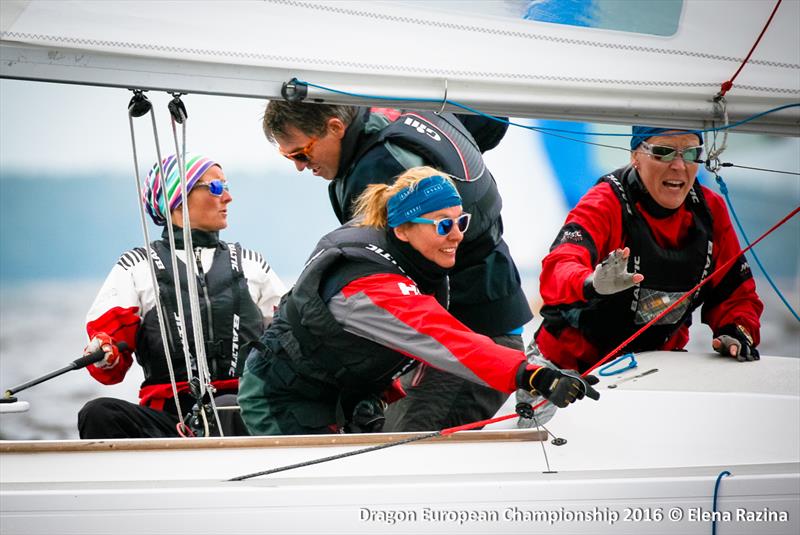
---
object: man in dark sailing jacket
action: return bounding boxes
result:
[78,153,286,439]
[535,126,763,374]
[262,102,532,431]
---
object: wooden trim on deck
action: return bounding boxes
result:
[0,429,546,453]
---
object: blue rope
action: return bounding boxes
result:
[598,353,637,376]
[295,79,800,139]
[712,470,731,535]
[714,175,800,322]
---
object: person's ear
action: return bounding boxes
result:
[631,151,641,170]
[393,225,410,243]
[327,117,346,140]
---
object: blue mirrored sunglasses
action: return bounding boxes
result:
[410,213,471,236]
[194,179,229,196]
[640,141,703,163]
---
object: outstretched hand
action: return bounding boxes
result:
[587,247,644,296]
[520,366,600,408]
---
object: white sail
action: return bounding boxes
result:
[1,0,799,134]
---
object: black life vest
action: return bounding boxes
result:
[259,224,447,399]
[542,166,715,354]
[135,239,264,387]
[348,109,502,249]
[335,108,531,335]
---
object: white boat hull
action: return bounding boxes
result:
[2,351,798,534]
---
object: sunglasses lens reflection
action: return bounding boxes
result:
[682,147,700,162]
[434,215,470,236]
[651,145,701,163]
[437,219,454,235]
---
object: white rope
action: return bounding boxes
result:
[126,96,184,420]
[169,105,224,436]
[148,111,198,407]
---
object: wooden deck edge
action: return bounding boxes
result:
[0,429,546,453]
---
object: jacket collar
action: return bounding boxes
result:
[335,108,370,179]
[160,225,220,249]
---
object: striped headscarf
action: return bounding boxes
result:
[142,153,220,226]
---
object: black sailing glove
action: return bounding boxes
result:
[518,366,601,408]
[346,396,387,433]
[713,324,760,362]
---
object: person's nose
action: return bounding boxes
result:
[221,190,233,204]
[448,225,465,243]
[669,155,688,170]
[294,160,308,172]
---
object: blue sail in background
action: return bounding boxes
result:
[522,0,684,209]
[523,0,683,37]
[537,120,604,209]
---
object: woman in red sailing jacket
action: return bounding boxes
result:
[534,126,763,374]
[238,166,599,436]
[78,153,286,438]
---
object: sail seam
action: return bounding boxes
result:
[2,30,798,95]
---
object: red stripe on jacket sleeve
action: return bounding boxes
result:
[85,306,139,385]
[340,273,525,393]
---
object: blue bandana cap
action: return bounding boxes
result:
[387,175,462,228]
[630,126,703,150]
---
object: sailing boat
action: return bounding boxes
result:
[1,1,798,533]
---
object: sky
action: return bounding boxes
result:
[0,78,277,176]
[0,77,568,283]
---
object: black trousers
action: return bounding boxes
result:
[383,333,523,432]
[78,394,249,439]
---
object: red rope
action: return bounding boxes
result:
[441,204,800,433]
[718,0,783,97]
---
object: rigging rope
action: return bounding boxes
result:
[167,95,225,435]
[717,0,783,98]
[126,90,227,436]
[151,115,199,410]
[293,79,800,138]
[711,471,732,535]
[714,174,799,322]
[126,91,186,427]
[712,162,800,176]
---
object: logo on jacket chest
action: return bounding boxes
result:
[149,249,166,270]
[229,245,239,272]
[403,117,442,141]
[366,244,400,267]
[397,282,420,296]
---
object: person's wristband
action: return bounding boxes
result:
[527,367,545,394]
[583,277,600,300]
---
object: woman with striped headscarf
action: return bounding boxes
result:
[78,153,286,439]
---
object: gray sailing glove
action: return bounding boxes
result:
[713,324,760,362]
[585,247,644,296]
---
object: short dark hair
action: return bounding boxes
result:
[262,101,359,143]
